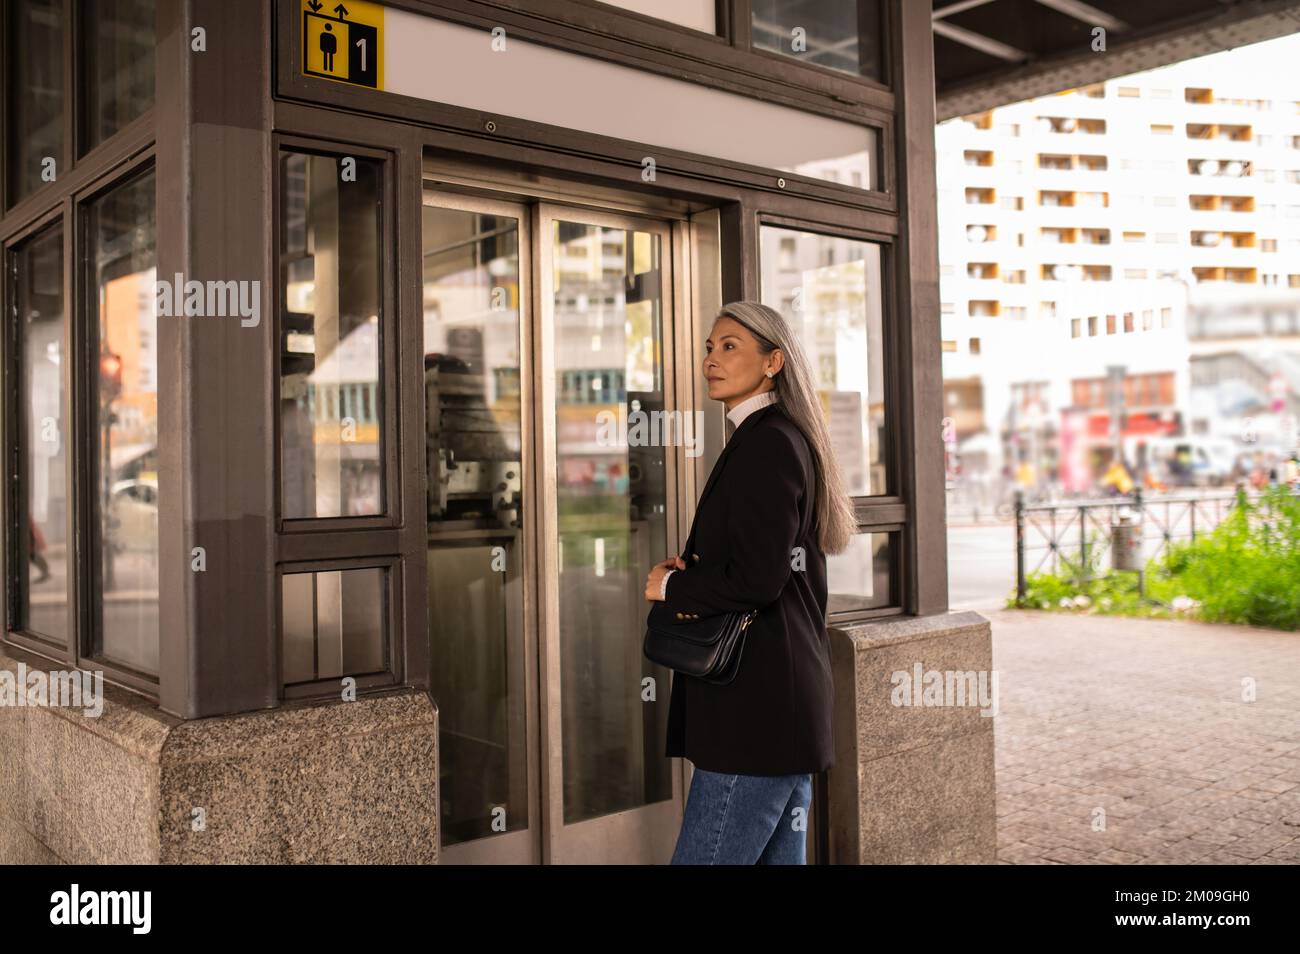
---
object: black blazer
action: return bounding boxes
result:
[663,400,834,776]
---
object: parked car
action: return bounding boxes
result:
[107,478,159,551]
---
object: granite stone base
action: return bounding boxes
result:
[0,650,439,864]
[825,611,997,864]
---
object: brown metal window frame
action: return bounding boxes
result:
[753,210,906,622]
[277,553,405,702]
[272,135,402,535]
[1,141,161,701]
[1,0,156,216]
[272,0,896,212]
[3,206,70,662]
[76,147,160,697]
[743,0,892,93]
[270,131,424,702]
[74,0,156,160]
[0,3,158,701]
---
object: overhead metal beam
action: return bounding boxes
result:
[933,0,1000,19]
[1031,0,1129,33]
[937,0,1300,121]
[932,19,1030,62]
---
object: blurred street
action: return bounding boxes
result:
[947,519,1017,611]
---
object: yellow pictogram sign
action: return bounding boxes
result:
[302,0,384,90]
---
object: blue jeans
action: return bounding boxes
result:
[670,768,813,864]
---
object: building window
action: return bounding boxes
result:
[750,0,884,81]
[1088,315,1097,336]
[81,0,156,153]
[9,222,68,646]
[759,222,897,618]
[1106,314,1116,334]
[825,532,897,613]
[279,150,385,520]
[969,337,981,355]
[5,0,66,206]
[760,225,887,496]
[86,167,159,673]
[1071,318,1081,338]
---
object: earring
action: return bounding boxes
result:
[765,370,774,378]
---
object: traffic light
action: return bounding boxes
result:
[100,352,123,401]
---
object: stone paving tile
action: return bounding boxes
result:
[987,610,1300,865]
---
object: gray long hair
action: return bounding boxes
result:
[716,301,856,555]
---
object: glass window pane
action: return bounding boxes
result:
[827,531,895,613]
[6,0,65,204]
[550,218,674,824]
[752,0,884,81]
[422,203,529,846]
[280,567,387,685]
[88,168,159,673]
[596,0,715,33]
[760,225,888,495]
[279,151,384,519]
[13,223,69,643]
[82,0,156,151]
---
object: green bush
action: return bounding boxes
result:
[1009,487,1300,631]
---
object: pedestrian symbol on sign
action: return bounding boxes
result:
[302,0,384,90]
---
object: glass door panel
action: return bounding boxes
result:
[421,189,689,865]
[537,205,682,862]
[422,195,536,862]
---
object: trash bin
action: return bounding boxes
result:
[1111,509,1144,572]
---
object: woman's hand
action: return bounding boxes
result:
[644,556,686,601]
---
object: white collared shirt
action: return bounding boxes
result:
[661,389,779,598]
[725,389,779,434]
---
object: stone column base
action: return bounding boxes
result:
[825,611,996,864]
[0,650,439,864]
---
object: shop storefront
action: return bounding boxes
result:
[1,0,992,865]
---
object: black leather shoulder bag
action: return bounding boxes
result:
[643,597,756,685]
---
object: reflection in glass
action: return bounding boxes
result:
[422,204,527,847]
[82,0,156,151]
[6,0,65,204]
[88,170,158,673]
[279,152,384,518]
[552,219,673,824]
[827,531,894,613]
[15,225,68,643]
[760,225,887,496]
[752,0,884,81]
[282,567,387,684]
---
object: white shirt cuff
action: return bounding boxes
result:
[660,568,675,599]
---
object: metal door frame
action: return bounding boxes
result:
[534,201,686,864]
[422,176,702,864]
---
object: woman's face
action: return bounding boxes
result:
[703,316,781,408]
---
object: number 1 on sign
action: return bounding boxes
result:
[356,38,366,72]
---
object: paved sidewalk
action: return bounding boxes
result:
[988,609,1300,864]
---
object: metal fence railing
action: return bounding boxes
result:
[1013,487,1253,605]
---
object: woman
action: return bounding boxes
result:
[643,301,855,865]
